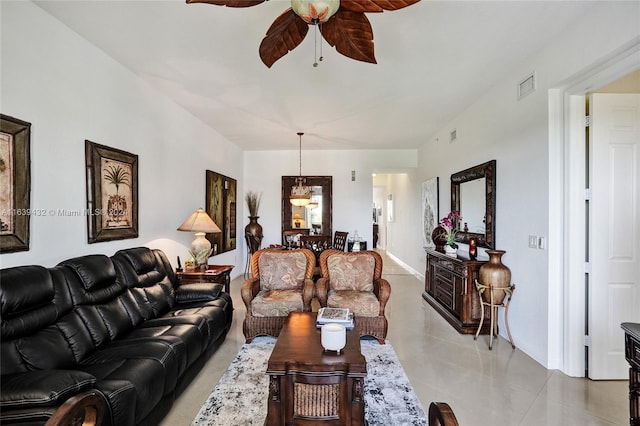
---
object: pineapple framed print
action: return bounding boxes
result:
[85,140,138,243]
[0,114,31,253]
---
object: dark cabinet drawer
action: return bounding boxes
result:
[434,277,453,309]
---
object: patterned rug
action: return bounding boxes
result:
[192,337,427,425]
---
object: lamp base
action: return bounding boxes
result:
[190,232,212,267]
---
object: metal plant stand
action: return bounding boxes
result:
[474,280,516,350]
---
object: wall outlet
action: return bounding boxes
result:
[528,235,538,249]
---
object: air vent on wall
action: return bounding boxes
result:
[518,72,536,100]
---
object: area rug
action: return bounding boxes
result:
[192,337,427,425]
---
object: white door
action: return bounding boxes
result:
[589,93,640,379]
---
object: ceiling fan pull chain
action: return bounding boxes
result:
[318,23,324,64]
[313,24,319,67]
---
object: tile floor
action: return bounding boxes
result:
[161,250,629,426]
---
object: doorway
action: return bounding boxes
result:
[553,42,640,378]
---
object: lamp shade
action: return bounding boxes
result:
[177,208,221,234]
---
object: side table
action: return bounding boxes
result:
[176,265,234,293]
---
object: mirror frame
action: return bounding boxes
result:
[451,160,496,249]
[282,176,332,243]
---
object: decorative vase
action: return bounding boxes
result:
[321,323,346,354]
[244,216,263,255]
[479,250,511,304]
[444,245,457,257]
[431,225,448,252]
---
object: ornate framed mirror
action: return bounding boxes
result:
[281,176,332,244]
[451,160,496,249]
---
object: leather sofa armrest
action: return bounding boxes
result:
[1,370,96,410]
[175,283,222,303]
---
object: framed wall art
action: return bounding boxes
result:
[421,176,439,248]
[85,140,138,243]
[0,114,31,253]
[205,170,236,255]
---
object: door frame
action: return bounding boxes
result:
[549,38,640,376]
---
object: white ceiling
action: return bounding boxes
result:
[35,0,598,151]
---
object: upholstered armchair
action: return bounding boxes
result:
[241,248,316,342]
[316,249,391,343]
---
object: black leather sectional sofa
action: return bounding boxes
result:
[0,247,234,425]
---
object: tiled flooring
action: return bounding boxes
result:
[161,250,629,426]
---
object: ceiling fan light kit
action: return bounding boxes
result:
[291,0,340,24]
[186,0,421,67]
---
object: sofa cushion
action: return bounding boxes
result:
[1,266,78,374]
[258,251,307,291]
[117,247,157,274]
[327,253,375,291]
[61,255,116,291]
[251,289,304,317]
[0,266,54,320]
[327,290,380,317]
[0,370,96,409]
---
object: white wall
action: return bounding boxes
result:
[243,150,417,248]
[0,1,244,273]
[414,2,640,367]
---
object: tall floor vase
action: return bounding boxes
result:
[478,250,511,304]
[245,216,263,255]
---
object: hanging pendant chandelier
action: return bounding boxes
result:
[290,132,311,207]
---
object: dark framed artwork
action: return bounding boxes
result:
[421,176,439,248]
[0,114,31,253]
[205,170,236,255]
[85,140,138,243]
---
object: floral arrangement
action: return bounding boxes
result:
[440,211,462,248]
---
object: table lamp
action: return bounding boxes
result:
[293,213,302,228]
[177,208,221,267]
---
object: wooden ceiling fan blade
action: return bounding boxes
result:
[186,0,266,7]
[339,0,421,13]
[320,11,376,64]
[259,9,309,68]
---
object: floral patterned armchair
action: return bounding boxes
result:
[316,249,391,343]
[241,248,316,342]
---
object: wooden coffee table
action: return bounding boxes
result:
[265,312,367,425]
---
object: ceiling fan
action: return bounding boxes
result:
[186,0,421,67]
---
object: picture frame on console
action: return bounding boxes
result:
[0,114,31,253]
[421,177,439,248]
[85,140,138,243]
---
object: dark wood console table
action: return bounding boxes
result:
[622,322,640,425]
[175,265,234,293]
[422,248,490,335]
